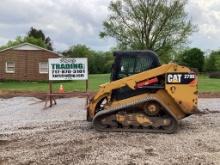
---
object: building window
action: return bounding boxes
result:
[5,62,15,73]
[39,62,48,74]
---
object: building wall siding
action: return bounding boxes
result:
[0,50,59,81]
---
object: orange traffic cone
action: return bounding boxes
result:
[59,84,64,93]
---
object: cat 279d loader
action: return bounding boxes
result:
[87,50,198,133]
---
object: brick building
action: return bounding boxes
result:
[0,43,61,81]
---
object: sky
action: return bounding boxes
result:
[0,0,219,52]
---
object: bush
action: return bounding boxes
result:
[62,44,114,74]
[205,52,218,72]
[177,48,204,72]
[208,72,220,79]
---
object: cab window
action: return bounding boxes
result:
[118,56,135,78]
[134,56,152,73]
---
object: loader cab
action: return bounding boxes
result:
[111,50,160,81]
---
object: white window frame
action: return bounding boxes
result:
[5,61,15,73]
[39,62,48,74]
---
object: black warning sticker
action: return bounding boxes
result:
[166,73,196,84]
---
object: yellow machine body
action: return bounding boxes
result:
[87,62,198,133]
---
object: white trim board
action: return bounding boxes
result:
[0,42,62,56]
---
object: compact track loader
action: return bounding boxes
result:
[87,51,198,133]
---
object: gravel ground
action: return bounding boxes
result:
[0,97,220,165]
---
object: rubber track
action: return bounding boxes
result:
[93,96,178,133]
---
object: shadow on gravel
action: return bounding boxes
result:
[194,108,220,115]
[0,139,11,145]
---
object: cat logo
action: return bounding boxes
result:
[167,74,182,83]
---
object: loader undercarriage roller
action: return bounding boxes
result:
[93,99,178,133]
[143,101,160,116]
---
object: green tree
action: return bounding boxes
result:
[63,44,96,73]
[0,36,48,51]
[100,0,195,56]
[25,36,47,48]
[63,44,114,74]
[103,51,114,72]
[178,48,204,72]
[93,51,114,73]
[27,27,53,50]
[0,36,24,50]
[0,27,53,51]
[205,51,220,72]
[63,44,93,58]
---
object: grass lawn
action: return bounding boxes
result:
[198,74,220,92]
[0,74,110,93]
[0,74,219,93]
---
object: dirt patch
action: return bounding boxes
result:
[0,90,95,100]
[199,92,220,98]
[0,140,10,145]
[1,90,220,99]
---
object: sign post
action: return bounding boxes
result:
[46,58,88,107]
[49,81,53,107]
